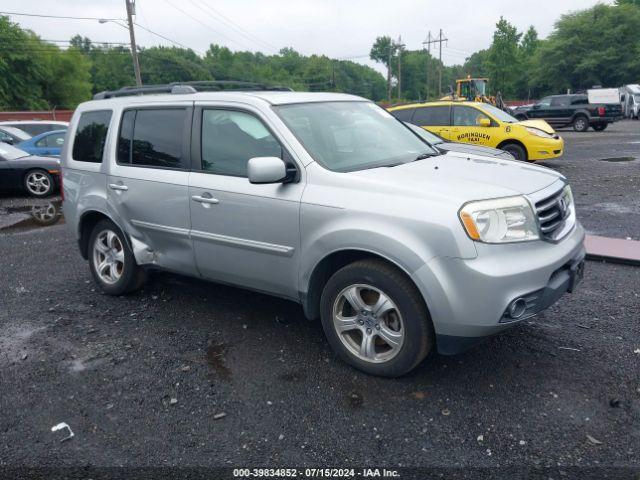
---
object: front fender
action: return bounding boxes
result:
[299,203,477,296]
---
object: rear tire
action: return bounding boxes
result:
[592,123,607,132]
[320,259,434,377]
[88,219,145,296]
[572,115,589,132]
[500,142,528,162]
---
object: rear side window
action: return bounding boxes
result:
[571,96,588,105]
[72,110,112,163]
[412,106,450,126]
[551,96,570,107]
[117,108,187,169]
[390,108,414,122]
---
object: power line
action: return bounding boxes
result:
[0,11,121,21]
[160,0,252,50]
[191,0,278,51]
[133,22,202,53]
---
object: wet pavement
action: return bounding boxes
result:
[0,122,639,475]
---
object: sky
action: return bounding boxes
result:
[2,0,614,73]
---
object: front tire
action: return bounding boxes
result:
[500,142,528,162]
[320,259,434,377]
[24,170,54,197]
[88,219,145,295]
[572,115,589,132]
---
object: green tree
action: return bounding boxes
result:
[41,47,92,107]
[0,16,48,109]
[486,17,522,98]
[530,3,640,93]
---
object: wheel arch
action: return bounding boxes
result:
[571,110,590,121]
[78,210,132,260]
[302,248,429,322]
[496,139,528,159]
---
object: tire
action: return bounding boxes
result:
[515,114,527,121]
[592,123,607,132]
[500,142,528,162]
[572,115,589,132]
[319,259,434,377]
[88,219,145,295]
[24,170,54,197]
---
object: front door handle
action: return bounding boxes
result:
[191,195,219,205]
[109,183,129,191]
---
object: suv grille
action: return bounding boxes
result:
[535,187,572,241]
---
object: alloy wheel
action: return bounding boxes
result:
[25,172,51,196]
[92,229,125,285]
[332,284,404,363]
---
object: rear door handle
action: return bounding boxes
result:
[191,195,219,205]
[109,183,129,191]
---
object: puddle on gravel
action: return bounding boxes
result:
[206,342,231,381]
[598,156,636,162]
[0,200,64,233]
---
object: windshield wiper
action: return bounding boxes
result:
[414,152,441,161]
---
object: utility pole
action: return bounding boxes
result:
[423,29,448,95]
[438,29,446,95]
[387,42,392,102]
[423,31,432,100]
[125,0,142,86]
[396,35,405,100]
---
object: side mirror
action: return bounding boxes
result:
[477,117,491,127]
[248,156,287,184]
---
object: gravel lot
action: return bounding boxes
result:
[1,121,639,477]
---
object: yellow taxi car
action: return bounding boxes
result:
[388,101,564,162]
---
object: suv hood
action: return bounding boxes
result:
[351,151,563,200]
[517,119,556,134]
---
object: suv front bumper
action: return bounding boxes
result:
[413,222,586,354]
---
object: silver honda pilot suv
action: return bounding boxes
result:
[62,87,585,377]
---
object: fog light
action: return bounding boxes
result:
[507,298,527,319]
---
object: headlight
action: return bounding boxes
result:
[459,196,539,243]
[526,127,553,139]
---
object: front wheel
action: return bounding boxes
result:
[572,116,589,132]
[88,219,145,295]
[24,170,54,197]
[500,143,528,162]
[320,259,433,377]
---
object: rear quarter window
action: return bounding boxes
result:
[72,110,112,163]
[390,108,415,122]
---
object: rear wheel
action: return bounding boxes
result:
[320,259,433,377]
[89,219,145,295]
[572,115,589,132]
[24,170,54,197]
[500,142,528,162]
[592,123,607,132]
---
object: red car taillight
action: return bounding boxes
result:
[598,106,606,116]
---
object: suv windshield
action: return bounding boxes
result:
[477,103,519,123]
[275,101,437,172]
[0,143,29,160]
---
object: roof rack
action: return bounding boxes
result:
[93,81,293,99]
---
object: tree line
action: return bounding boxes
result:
[1,0,639,110]
[373,0,640,102]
